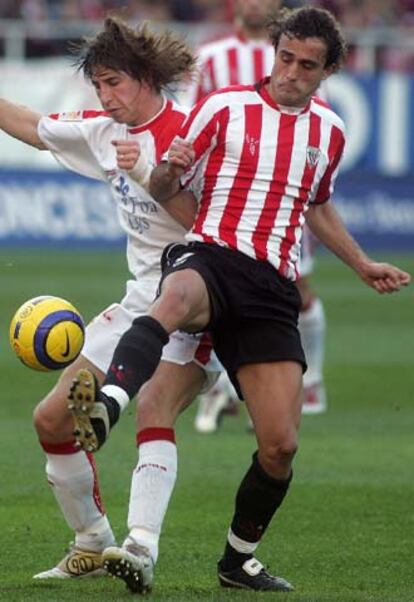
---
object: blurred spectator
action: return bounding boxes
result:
[0,0,412,71]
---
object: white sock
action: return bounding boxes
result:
[101,384,130,411]
[46,451,115,552]
[298,297,326,388]
[127,440,177,564]
[227,528,259,554]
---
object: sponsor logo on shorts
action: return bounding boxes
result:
[171,252,195,267]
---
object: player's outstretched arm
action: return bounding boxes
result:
[0,98,46,149]
[150,137,195,203]
[306,200,411,293]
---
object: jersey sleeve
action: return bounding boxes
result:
[38,115,106,182]
[312,125,345,205]
[177,94,228,189]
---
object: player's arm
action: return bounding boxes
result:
[150,138,196,203]
[0,98,46,149]
[305,200,411,293]
[162,190,198,230]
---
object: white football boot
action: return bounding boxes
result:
[33,545,106,579]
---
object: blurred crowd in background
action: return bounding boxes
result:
[0,0,413,71]
[1,0,413,26]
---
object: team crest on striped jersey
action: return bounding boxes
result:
[306,146,320,168]
[246,134,259,157]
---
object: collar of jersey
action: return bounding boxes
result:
[257,77,311,115]
[127,96,169,134]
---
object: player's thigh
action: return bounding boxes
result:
[137,360,206,428]
[34,354,105,423]
[238,361,303,447]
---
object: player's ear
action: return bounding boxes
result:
[322,63,337,80]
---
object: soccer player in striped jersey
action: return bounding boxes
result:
[0,18,222,586]
[74,7,410,593]
[187,0,331,431]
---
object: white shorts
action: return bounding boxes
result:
[82,279,221,392]
[299,225,316,278]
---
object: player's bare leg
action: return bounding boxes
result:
[217,361,301,592]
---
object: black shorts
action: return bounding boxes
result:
[161,241,306,397]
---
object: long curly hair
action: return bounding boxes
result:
[73,17,197,92]
[267,7,348,71]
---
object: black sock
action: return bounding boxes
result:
[220,452,292,570]
[103,316,169,399]
[219,542,252,571]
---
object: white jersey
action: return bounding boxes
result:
[180,80,345,281]
[37,100,222,381]
[38,99,188,288]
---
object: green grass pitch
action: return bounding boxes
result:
[0,248,413,601]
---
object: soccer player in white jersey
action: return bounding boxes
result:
[0,18,223,583]
[72,7,410,593]
[186,0,330,432]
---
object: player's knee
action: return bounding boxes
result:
[160,286,193,322]
[260,436,298,473]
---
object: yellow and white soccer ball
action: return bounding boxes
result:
[9,296,85,372]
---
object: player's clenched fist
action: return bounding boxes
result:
[168,137,195,174]
[111,139,141,171]
[111,139,152,188]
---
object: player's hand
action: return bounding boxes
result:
[112,139,141,171]
[358,261,411,293]
[167,137,195,176]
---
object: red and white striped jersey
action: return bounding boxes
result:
[184,33,275,106]
[37,99,189,285]
[180,79,345,280]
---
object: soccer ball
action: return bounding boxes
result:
[9,296,85,372]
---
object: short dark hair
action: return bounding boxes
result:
[73,17,196,92]
[267,7,347,71]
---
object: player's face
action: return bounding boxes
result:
[269,34,334,107]
[91,67,146,126]
[235,0,281,31]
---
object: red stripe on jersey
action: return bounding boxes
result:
[218,104,263,247]
[137,427,176,446]
[228,47,239,86]
[253,47,265,82]
[48,110,108,120]
[251,113,296,263]
[192,107,230,236]
[194,332,213,365]
[314,125,345,203]
[279,112,322,278]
